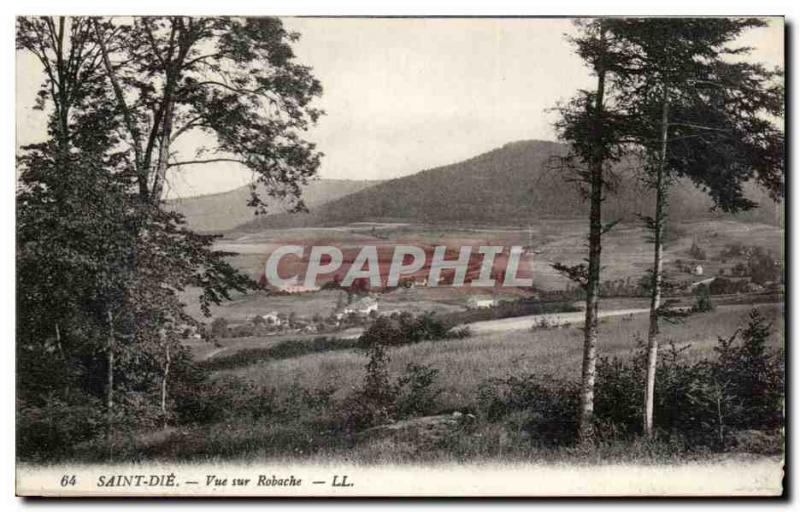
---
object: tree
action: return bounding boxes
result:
[608,18,784,437]
[552,19,633,444]
[17,17,142,455]
[91,16,323,211]
[17,16,321,458]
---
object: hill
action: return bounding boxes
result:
[168,179,378,232]
[233,140,781,231]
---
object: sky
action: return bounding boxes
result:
[16,17,784,199]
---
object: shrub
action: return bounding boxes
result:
[210,317,229,338]
[17,392,104,462]
[477,373,579,446]
[593,309,783,449]
[689,241,707,260]
[344,329,443,431]
[395,363,442,418]
[692,285,714,312]
[713,309,784,432]
[356,313,469,349]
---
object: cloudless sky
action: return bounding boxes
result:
[16,17,783,198]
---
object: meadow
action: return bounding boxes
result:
[216,303,783,410]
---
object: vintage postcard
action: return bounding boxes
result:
[15,16,785,497]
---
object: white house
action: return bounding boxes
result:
[467,296,497,309]
[342,296,379,316]
[261,311,283,326]
[693,264,704,276]
[279,283,321,294]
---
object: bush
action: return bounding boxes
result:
[395,363,442,418]
[709,277,750,295]
[688,241,707,260]
[477,373,579,446]
[344,329,443,431]
[210,317,229,338]
[173,374,276,425]
[593,309,783,449]
[356,313,469,349]
[692,285,714,312]
[17,392,105,462]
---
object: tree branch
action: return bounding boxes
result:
[167,158,248,168]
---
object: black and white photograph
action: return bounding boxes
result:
[13,13,786,497]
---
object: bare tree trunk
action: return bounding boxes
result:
[106,310,115,459]
[577,55,607,446]
[644,90,669,438]
[150,97,175,202]
[161,337,170,430]
[54,322,63,357]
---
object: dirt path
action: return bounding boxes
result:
[467,308,650,334]
[467,302,782,334]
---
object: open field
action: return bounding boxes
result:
[179,217,782,325]
[114,301,784,466]
[214,303,782,411]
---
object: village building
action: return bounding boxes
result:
[261,311,283,326]
[279,283,321,294]
[337,296,379,319]
[467,296,497,309]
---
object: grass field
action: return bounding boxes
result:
[119,301,783,465]
[216,303,782,411]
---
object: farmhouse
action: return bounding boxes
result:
[467,296,497,309]
[279,283,321,294]
[342,296,379,316]
[261,311,283,326]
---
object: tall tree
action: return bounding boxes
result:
[552,19,632,444]
[17,17,138,453]
[609,18,784,437]
[17,16,322,457]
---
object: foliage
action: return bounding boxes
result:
[344,326,443,431]
[692,285,714,312]
[689,241,707,261]
[16,15,319,462]
[395,364,443,418]
[200,336,359,371]
[477,374,580,446]
[593,309,783,449]
[357,313,469,349]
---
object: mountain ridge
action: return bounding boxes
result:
[168,178,379,232]
[230,140,781,232]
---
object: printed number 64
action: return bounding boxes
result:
[60,475,77,487]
